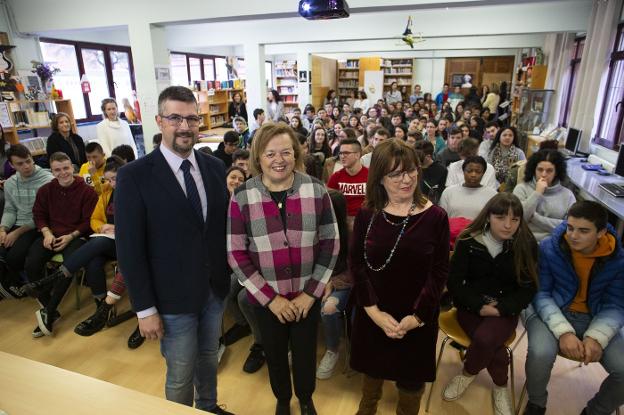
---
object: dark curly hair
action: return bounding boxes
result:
[523,149,567,184]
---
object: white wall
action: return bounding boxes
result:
[37,27,130,46]
[413,59,446,96]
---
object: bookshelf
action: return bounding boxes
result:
[194,90,228,130]
[337,59,360,100]
[2,99,76,145]
[381,58,413,95]
[275,60,298,106]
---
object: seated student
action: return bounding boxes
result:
[479,121,500,158]
[445,193,537,415]
[439,156,498,220]
[0,145,53,299]
[487,127,526,184]
[232,148,250,178]
[513,149,576,241]
[213,131,239,169]
[406,130,422,148]
[446,137,499,190]
[424,120,447,155]
[414,140,447,205]
[360,127,390,168]
[316,189,352,380]
[22,152,98,336]
[249,108,265,137]
[437,128,463,167]
[26,157,125,337]
[523,201,624,415]
[233,116,251,148]
[327,138,368,230]
[111,144,136,163]
[78,142,107,195]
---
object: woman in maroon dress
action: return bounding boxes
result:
[350,139,450,415]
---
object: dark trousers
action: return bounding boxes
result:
[63,237,116,297]
[0,228,40,286]
[457,307,518,386]
[254,300,320,403]
[24,236,85,310]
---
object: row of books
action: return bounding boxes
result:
[338,80,359,88]
[193,79,245,91]
[383,68,412,75]
[384,78,412,86]
[12,110,50,128]
[210,114,226,125]
[338,71,359,79]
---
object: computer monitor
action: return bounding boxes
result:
[615,144,624,177]
[565,128,582,154]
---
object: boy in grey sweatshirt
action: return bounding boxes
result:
[0,145,53,299]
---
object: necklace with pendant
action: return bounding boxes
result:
[271,191,288,209]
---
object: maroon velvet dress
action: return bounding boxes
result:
[349,205,449,382]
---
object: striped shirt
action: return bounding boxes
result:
[227,172,339,306]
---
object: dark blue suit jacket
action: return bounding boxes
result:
[115,147,229,315]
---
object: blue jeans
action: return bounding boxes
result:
[160,290,224,411]
[320,288,351,351]
[523,305,624,415]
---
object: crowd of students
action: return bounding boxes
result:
[0,84,622,415]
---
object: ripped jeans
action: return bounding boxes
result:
[320,288,351,351]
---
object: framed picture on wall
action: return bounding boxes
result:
[298,70,308,83]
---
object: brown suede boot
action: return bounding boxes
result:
[356,375,384,415]
[396,385,425,415]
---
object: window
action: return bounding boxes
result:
[237,58,246,80]
[189,57,202,82]
[40,41,86,119]
[170,53,189,86]
[595,23,624,149]
[203,59,215,81]
[215,57,228,81]
[559,37,584,127]
[40,38,136,122]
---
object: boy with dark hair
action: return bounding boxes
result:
[0,145,53,299]
[523,201,624,415]
[437,128,463,167]
[232,149,250,178]
[414,140,447,204]
[79,142,107,195]
[213,132,239,169]
[233,116,250,149]
[112,144,136,162]
[250,108,265,136]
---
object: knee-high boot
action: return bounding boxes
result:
[356,375,384,415]
[396,385,425,415]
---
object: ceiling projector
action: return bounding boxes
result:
[298,0,350,20]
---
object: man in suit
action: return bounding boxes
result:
[116,86,233,414]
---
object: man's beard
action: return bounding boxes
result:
[172,131,197,153]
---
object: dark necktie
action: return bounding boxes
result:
[180,159,204,223]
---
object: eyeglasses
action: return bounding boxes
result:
[386,168,417,182]
[160,114,201,127]
[338,151,359,157]
[263,150,294,160]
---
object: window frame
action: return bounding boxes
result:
[40,37,136,123]
[594,23,624,150]
[169,51,224,85]
[559,36,585,127]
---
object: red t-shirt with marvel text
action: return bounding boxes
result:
[327,166,369,216]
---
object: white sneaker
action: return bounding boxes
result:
[217,342,226,364]
[492,385,513,415]
[316,350,339,379]
[442,373,475,401]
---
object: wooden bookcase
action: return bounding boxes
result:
[275,60,298,107]
[195,90,228,130]
[382,58,413,95]
[337,59,360,100]
[3,99,76,145]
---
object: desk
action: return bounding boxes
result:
[566,158,624,237]
[0,351,206,415]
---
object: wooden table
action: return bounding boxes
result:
[0,351,207,415]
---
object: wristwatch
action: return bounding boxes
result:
[412,314,425,328]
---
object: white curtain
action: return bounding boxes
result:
[543,32,576,127]
[569,0,624,152]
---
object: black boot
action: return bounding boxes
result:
[74,301,115,336]
[22,269,65,298]
[275,401,290,415]
[299,400,317,415]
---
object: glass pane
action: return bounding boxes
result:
[576,39,585,58]
[617,26,624,52]
[597,59,624,145]
[189,57,201,82]
[40,41,87,119]
[237,58,246,80]
[265,61,273,89]
[170,53,189,86]
[110,51,134,113]
[203,59,215,81]
[215,57,228,82]
[81,48,109,117]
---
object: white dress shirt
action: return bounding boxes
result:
[136,144,208,319]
